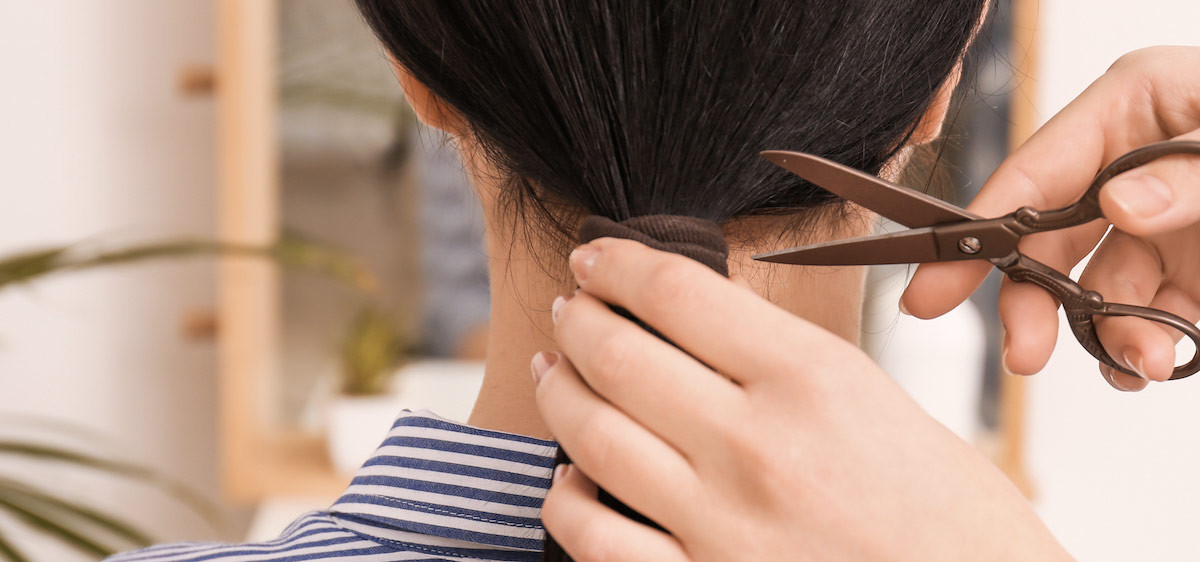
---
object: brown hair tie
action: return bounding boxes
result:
[577,215,730,277]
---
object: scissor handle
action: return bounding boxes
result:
[1008,140,1200,235]
[996,252,1200,381]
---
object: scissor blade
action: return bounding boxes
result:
[761,150,979,228]
[753,228,942,266]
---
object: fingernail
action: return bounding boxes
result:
[551,293,573,324]
[1120,348,1149,380]
[552,463,570,483]
[1107,174,1172,219]
[898,299,912,316]
[531,351,559,384]
[569,244,600,282]
[1100,363,1128,391]
[1100,363,1138,392]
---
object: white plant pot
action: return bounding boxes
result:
[323,361,487,475]
[327,393,402,475]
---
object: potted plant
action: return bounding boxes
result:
[0,431,221,561]
[0,234,374,559]
[325,304,409,475]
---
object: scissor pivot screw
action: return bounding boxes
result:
[958,236,983,255]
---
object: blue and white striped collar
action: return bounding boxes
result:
[329,410,559,555]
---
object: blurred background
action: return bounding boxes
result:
[0,1,1196,560]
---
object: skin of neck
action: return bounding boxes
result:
[458,148,884,440]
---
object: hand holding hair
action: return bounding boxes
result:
[533,238,1073,562]
[903,46,1200,391]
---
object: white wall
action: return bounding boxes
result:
[0,2,226,558]
[1028,2,1200,560]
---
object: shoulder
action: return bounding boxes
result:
[104,511,389,562]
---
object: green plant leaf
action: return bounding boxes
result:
[0,235,376,294]
[339,305,404,395]
[0,477,153,546]
[0,442,221,530]
[0,247,72,288]
[0,527,30,562]
[0,414,118,449]
[0,492,114,558]
[273,231,378,291]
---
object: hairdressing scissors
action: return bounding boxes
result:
[753,140,1200,380]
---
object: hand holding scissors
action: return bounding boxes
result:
[901,47,1200,390]
[755,140,1200,382]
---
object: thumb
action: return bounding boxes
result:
[1101,134,1200,236]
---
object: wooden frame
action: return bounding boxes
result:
[997,0,1039,498]
[216,0,348,502]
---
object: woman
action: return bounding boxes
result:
[110,1,990,560]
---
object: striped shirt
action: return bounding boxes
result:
[108,410,559,561]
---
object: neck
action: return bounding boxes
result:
[467,220,573,439]
[465,211,872,440]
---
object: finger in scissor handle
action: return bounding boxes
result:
[1080,230,1200,383]
[1094,305,1200,382]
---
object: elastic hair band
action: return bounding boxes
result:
[577,215,730,277]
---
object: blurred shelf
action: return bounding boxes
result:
[219,360,485,503]
[261,432,351,498]
[235,431,350,502]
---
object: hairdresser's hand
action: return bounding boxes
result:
[903,46,1200,391]
[533,239,1071,562]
